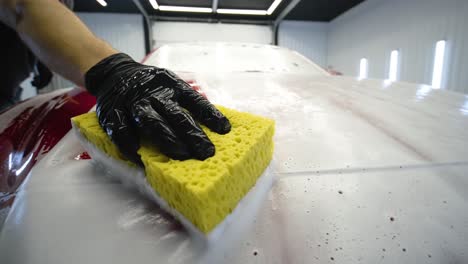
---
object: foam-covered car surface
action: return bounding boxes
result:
[1,43,468,264]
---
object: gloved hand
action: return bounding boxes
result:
[31,61,53,90]
[85,53,231,164]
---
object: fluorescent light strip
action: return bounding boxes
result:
[96,0,107,7]
[217,0,283,16]
[359,58,368,79]
[159,5,212,13]
[217,9,268,15]
[149,0,159,9]
[431,40,446,89]
[152,0,282,15]
[388,50,399,81]
[267,0,282,15]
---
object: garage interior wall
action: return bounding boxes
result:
[277,21,328,68]
[27,1,468,95]
[327,0,468,93]
[151,21,272,47]
[40,12,146,92]
[79,13,146,61]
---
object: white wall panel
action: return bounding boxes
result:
[327,0,468,93]
[42,13,146,91]
[278,21,328,68]
[78,13,146,61]
[152,21,272,47]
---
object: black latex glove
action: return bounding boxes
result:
[85,53,231,164]
[31,61,53,90]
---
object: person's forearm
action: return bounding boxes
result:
[0,0,118,86]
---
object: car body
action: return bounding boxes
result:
[1,43,468,264]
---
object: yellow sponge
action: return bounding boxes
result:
[72,106,275,234]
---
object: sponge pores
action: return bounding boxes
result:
[72,106,275,233]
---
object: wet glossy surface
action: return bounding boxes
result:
[203,74,468,171]
[145,42,327,75]
[1,43,467,263]
[0,88,96,225]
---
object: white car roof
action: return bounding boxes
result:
[144,42,328,75]
[1,42,468,264]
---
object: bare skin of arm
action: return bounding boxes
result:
[0,0,118,87]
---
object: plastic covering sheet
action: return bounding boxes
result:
[0,88,95,226]
[1,43,468,264]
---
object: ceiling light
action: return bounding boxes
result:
[96,0,107,7]
[267,0,282,15]
[159,6,212,13]
[217,9,268,15]
[149,0,159,9]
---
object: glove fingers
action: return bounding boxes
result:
[177,83,231,135]
[151,97,215,160]
[131,101,191,160]
[98,108,142,165]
